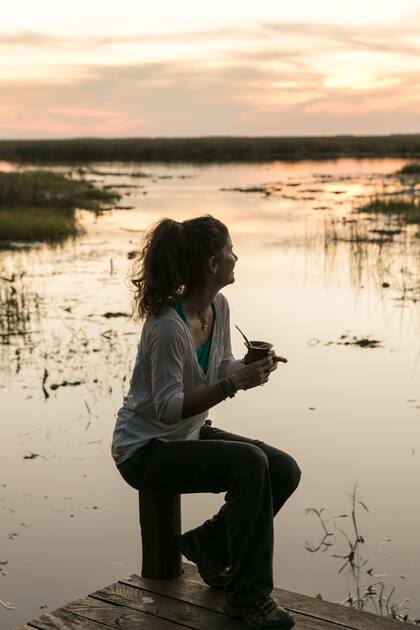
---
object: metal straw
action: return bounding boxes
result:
[235,324,252,348]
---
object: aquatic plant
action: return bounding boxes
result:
[0,171,120,242]
[356,195,420,225]
[397,162,420,176]
[305,485,420,624]
[322,205,420,308]
[0,270,41,340]
[0,207,79,242]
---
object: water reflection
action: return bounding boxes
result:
[1,157,420,627]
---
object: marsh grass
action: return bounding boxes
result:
[1,135,420,164]
[397,162,420,176]
[322,212,420,307]
[305,485,420,624]
[0,207,79,242]
[0,171,120,242]
[355,195,420,225]
[0,271,41,340]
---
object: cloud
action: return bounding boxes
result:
[262,21,420,58]
[0,18,419,137]
[0,27,252,50]
[0,31,59,46]
[0,57,419,138]
[3,20,419,60]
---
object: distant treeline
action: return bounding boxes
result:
[1,135,420,164]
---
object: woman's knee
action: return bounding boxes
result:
[289,456,302,491]
[273,452,302,491]
[231,442,269,474]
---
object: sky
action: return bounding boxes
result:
[1,0,420,138]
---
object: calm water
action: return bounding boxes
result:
[1,158,419,627]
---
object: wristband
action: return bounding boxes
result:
[217,377,236,399]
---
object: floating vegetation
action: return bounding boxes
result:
[102,312,129,319]
[396,162,420,176]
[327,334,383,349]
[221,185,273,193]
[322,209,420,306]
[305,485,420,624]
[356,195,420,225]
[0,270,41,341]
[49,379,84,391]
[0,171,120,243]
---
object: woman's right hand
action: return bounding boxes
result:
[230,356,274,391]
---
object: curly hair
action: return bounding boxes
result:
[130,215,229,320]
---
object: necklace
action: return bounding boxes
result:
[192,302,209,331]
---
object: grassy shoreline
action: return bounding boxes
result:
[1,135,420,164]
[0,171,119,243]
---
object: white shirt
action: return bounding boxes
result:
[111,291,242,465]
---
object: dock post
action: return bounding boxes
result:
[139,491,182,579]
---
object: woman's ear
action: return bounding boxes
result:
[207,255,218,275]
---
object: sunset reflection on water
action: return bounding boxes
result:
[1,157,419,627]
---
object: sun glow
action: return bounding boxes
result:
[323,73,397,91]
[1,1,420,136]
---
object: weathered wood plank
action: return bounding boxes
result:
[20,562,403,630]
[90,581,245,629]
[61,594,188,629]
[26,607,113,629]
[181,563,402,630]
[120,573,225,613]
[119,574,361,630]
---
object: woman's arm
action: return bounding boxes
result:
[149,321,186,424]
[181,384,224,418]
[182,355,275,418]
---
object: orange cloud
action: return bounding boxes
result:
[0,16,420,137]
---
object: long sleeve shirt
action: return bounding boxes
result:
[111,291,242,465]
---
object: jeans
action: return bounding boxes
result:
[117,422,301,606]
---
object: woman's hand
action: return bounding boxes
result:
[268,348,277,372]
[230,355,275,391]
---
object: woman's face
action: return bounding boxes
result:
[214,234,238,286]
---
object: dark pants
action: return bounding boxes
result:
[117,422,301,606]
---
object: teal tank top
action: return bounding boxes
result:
[175,302,215,374]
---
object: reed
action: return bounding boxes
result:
[305,485,418,623]
[356,195,420,224]
[397,162,420,176]
[0,171,119,242]
[0,170,117,209]
[0,271,41,340]
[0,135,420,164]
[0,208,79,242]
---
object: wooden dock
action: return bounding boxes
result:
[15,563,401,630]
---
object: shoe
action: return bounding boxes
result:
[176,531,229,589]
[224,595,295,629]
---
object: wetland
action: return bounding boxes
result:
[1,156,419,627]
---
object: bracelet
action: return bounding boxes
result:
[217,377,237,400]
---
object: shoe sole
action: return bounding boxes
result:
[223,602,295,630]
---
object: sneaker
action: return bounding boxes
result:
[224,595,295,629]
[176,531,229,589]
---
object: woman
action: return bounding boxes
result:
[112,215,301,630]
